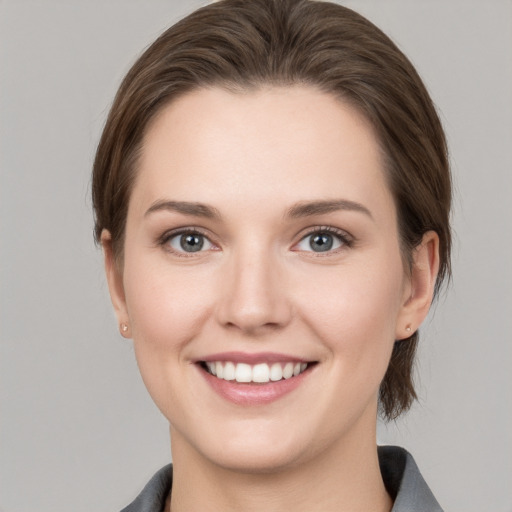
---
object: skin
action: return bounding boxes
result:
[103,86,439,512]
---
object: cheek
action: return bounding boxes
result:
[122,255,211,363]
[123,256,214,346]
[121,254,219,419]
[296,254,405,373]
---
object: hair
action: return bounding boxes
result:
[92,0,451,421]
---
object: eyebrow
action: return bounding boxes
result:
[144,200,222,220]
[144,198,372,221]
[286,199,373,220]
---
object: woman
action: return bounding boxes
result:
[92,0,451,510]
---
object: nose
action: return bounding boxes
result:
[215,246,292,335]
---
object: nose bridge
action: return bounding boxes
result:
[216,240,291,333]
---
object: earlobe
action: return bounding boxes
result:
[396,231,440,340]
[101,229,130,337]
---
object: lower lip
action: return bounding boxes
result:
[199,366,311,405]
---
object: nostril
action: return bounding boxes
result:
[215,266,292,332]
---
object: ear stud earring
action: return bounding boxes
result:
[121,323,129,333]
[405,325,412,333]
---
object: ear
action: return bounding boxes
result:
[101,229,131,338]
[396,231,440,340]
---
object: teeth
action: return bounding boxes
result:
[206,362,216,375]
[283,362,294,379]
[252,363,270,383]
[204,361,310,383]
[224,361,235,381]
[235,363,252,383]
[270,363,283,381]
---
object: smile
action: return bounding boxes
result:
[197,352,316,405]
[203,361,309,383]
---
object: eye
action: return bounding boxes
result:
[166,231,214,253]
[294,228,350,253]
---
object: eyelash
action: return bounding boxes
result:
[158,227,217,257]
[294,226,354,254]
[157,226,354,257]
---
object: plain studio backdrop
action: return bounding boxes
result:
[1,1,511,511]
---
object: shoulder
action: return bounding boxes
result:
[378,445,444,512]
[120,464,173,512]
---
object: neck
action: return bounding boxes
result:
[167,422,392,512]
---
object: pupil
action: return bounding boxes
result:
[311,233,333,252]
[180,234,203,252]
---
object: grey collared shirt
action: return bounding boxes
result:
[120,445,443,512]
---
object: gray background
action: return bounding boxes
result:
[1,1,511,511]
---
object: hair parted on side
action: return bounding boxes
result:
[92,0,451,421]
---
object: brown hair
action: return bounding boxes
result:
[92,0,451,420]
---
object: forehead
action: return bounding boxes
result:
[132,86,393,220]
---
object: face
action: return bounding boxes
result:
[105,86,433,473]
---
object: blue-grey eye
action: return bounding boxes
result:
[296,231,344,252]
[169,232,213,253]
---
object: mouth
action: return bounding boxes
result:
[195,352,317,404]
[200,360,311,384]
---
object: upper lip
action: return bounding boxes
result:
[195,351,312,365]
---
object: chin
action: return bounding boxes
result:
[171,417,313,475]
[205,441,307,475]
